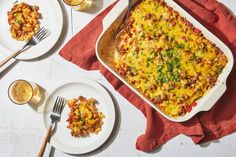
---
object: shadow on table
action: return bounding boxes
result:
[147,146,163,154]
[48,86,121,157]
[0,60,19,79]
[28,85,46,112]
[199,140,220,148]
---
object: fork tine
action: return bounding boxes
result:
[55,97,62,114]
[52,96,60,112]
[37,30,48,41]
[40,30,50,41]
[59,98,66,114]
[56,97,65,114]
[51,96,66,116]
[34,28,47,39]
[59,97,64,113]
[34,27,45,37]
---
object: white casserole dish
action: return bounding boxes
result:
[95,0,234,122]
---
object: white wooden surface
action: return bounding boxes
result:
[0,0,236,157]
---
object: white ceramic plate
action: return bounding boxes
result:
[0,0,63,60]
[42,79,116,154]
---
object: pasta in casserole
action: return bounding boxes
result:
[114,0,228,117]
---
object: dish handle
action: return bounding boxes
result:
[200,83,226,111]
[102,0,127,33]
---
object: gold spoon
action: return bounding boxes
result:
[114,0,132,49]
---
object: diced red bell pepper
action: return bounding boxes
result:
[185,105,192,112]
[191,101,197,106]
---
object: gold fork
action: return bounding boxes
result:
[38,96,67,157]
[0,27,50,68]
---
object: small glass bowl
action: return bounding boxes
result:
[63,0,90,11]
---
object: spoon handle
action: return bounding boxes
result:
[125,0,132,24]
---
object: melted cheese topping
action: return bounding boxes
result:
[114,0,228,117]
[67,96,105,137]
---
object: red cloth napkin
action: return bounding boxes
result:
[59,0,236,152]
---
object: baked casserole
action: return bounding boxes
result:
[114,0,228,117]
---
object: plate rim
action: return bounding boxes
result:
[41,78,116,154]
[0,0,63,60]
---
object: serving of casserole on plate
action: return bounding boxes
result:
[96,0,234,122]
[0,0,63,60]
